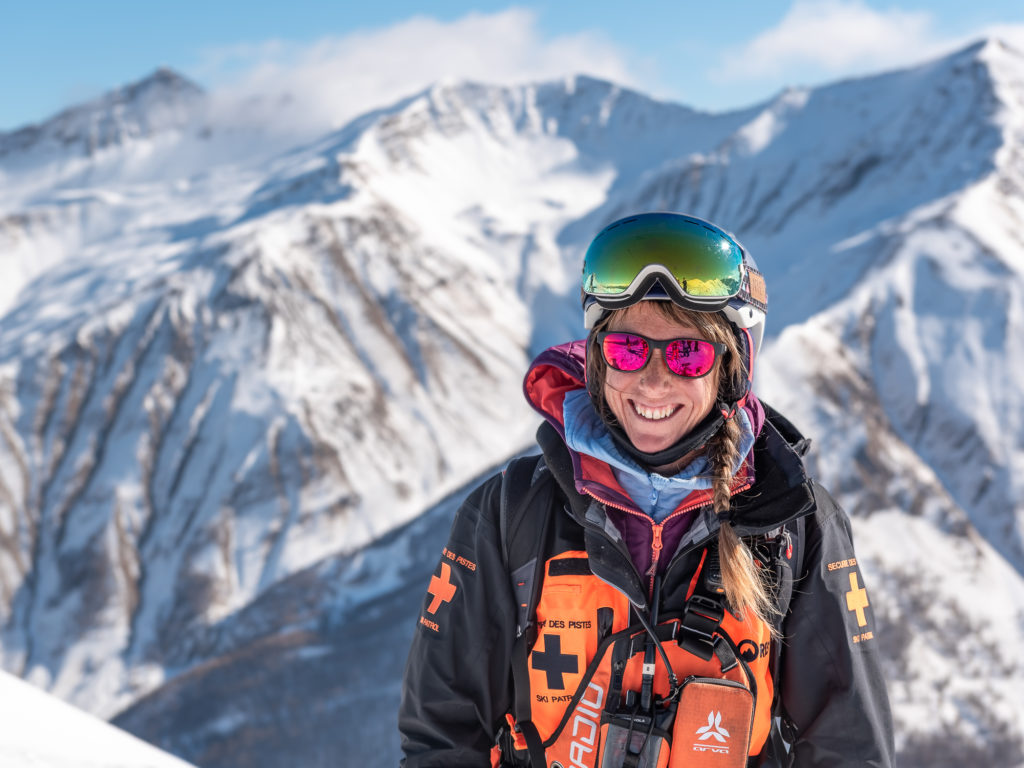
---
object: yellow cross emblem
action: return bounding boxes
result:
[845,572,869,627]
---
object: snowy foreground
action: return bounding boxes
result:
[0,671,195,768]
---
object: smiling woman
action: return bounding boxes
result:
[593,303,733,457]
[400,212,895,767]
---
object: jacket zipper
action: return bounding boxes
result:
[582,489,668,587]
[584,480,752,600]
[580,489,652,607]
[647,526,663,581]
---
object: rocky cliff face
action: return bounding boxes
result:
[1,39,1023,767]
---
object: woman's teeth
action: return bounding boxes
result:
[633,403,677,421]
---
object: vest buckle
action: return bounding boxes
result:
[679,594,725,661]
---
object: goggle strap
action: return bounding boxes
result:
[741,326,755,389]
[738,266,768,313]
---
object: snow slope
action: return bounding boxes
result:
[0,669,196,767]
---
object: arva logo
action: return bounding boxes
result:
[694,710,731,755]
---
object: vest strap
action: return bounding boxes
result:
[679,594,725,661]
[510,633,547,767]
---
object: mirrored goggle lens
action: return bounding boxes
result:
[601,333,719,377]
[582,214,744,298]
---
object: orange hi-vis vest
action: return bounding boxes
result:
[511,551,773,768]
[496,456,794,768]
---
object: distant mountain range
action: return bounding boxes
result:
[1,38,1022,767]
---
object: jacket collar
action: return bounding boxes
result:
[523,341,638,512]
[525,340,815,536]
[729,403,816,534]
[523,341,779,524]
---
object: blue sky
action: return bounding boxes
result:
[3,0,1024,132]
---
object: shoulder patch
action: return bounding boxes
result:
[426,563,457,614]
[827,557,876,646]
[418,546,478,633]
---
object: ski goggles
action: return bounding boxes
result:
[597,332,726,378]
[582,213,766,310]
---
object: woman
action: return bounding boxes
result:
[399,212,894,767]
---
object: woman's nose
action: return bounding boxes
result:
[640,349,673,389]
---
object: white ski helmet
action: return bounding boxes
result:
[581,211,767,404]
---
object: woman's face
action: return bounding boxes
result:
[602,302,720,454]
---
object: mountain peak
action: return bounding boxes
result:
[973,35,1024,67]
[969,35,1023,56]
[121,66,203,102]
[924,35,1024,76]
[0,67,204,164]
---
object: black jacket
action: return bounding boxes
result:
[399,407,895,767]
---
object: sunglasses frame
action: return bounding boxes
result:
[596,332,726,379]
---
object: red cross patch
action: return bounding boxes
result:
[427,562,457,614]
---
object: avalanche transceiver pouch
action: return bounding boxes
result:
[669,677,754,768]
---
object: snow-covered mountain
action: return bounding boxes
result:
[1,37,1023,767]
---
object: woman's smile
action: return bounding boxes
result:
[630,402,678,421]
